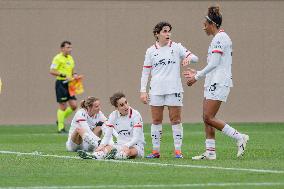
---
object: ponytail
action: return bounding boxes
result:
[80,97,99,109]
[80,99,86,109]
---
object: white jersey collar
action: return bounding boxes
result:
[154,40,172,49]
[117,107,133,118]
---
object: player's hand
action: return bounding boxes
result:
[186,77,197,86]
[181,56,191,66]
[140,92,148,104]
[122,146,130,154]
[95,145,106,152]
[183,68,196,78]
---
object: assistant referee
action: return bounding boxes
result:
[50,41,78,133]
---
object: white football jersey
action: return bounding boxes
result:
[142,41,197,95]
[70,108,107,131]
[205,30,233,87]
[104,107,145,146]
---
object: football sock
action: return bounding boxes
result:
[151,124,162,152]
[57,109,65,131]
[205,139,216,155]
[172,123,183,151]
[64,107,73,119]
[82,133,101,148]
[222,124,243,141]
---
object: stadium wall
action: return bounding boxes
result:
[0,0,283,124]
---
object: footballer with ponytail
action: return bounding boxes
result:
[66,96,111,153]
[184,5,250,160]
[206,6,222,29]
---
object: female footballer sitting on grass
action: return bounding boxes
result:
[78,92,145,160]
[66,96,117,152]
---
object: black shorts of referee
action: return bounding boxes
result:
[55,80,76,103]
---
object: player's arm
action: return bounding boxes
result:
[140,49,152,104]
[74,114,101,144]
[100,113,115,146]
[194,51,222,80]
[100,124,113,146]
[179,43,199,66]
[124,115,143,148]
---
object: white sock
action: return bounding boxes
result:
[205,139,216,155]
[222,124,243,141]
[172,123,183,151]
[151,124,162,152]
[82,132,100,148]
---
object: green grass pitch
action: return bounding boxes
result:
[0,123,283,189]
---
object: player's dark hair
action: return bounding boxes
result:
[110,92,126,108]
[60,41,72,48]
[80,96,99,109]
[206,6,222,29]
[153,21,172,41]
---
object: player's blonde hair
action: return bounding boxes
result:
[80,96,99,109]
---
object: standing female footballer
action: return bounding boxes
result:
[140,21,198,158]
[184,6,249,160]
[66,96,117,152]
[78,92,145,160]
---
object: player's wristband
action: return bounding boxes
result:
[194,71,202,80]
[59,73,66,78]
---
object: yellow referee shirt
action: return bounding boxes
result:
[50,53,75,80]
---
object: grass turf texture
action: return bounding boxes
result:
[0,123,283,189]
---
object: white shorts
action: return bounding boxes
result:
[149,93,183,106]
[204,83,230,102]
[113,143,144,158]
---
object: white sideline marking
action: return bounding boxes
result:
[1,150,284,174]
[1,183,284,189]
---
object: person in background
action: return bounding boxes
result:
[50,41,78,133]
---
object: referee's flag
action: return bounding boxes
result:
[68,76,84,96]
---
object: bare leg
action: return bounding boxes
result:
[203,99,225,130]
[93,126,102,138]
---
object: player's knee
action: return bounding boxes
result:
[75,127,85,135]
[170,120,181,125]
[170,116,181,125]
[203,114,213,125]
[152,119,162,125]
